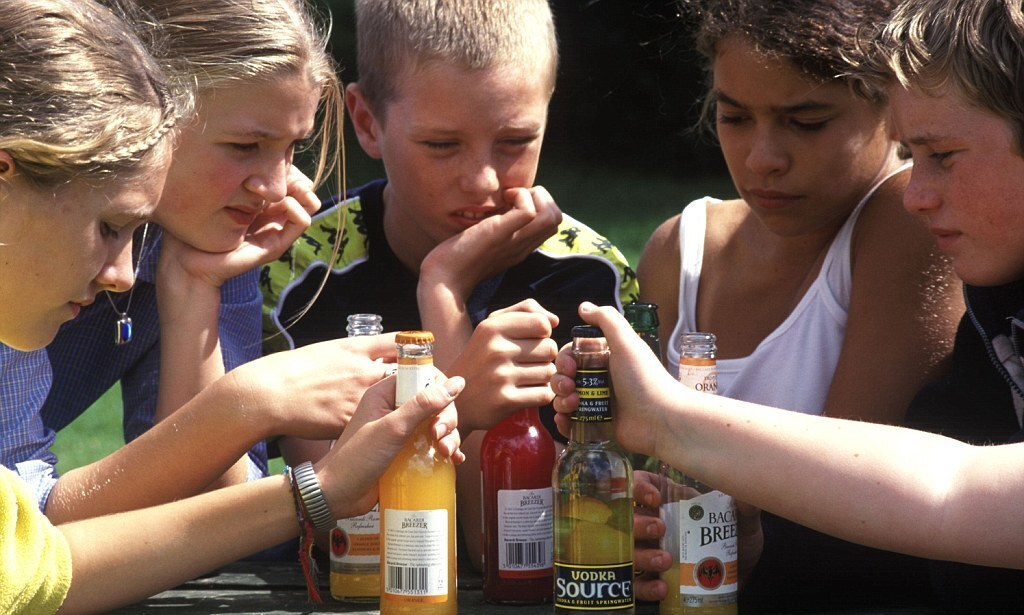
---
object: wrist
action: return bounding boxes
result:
[289,461,334,532]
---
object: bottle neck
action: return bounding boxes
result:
[569,416,617,444]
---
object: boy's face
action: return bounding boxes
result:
[349,58,551,267]
[890,84,1024,287]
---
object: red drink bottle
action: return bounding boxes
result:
[480,406,556,603]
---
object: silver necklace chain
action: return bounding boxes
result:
[104,223,150,345]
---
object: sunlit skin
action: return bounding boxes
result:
[713,36,898,243]
[154,72,320,254]
[0,151,167,351]
[346,58,553,274]
[890,85,1024,287]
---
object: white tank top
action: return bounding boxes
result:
[665,165,909,415]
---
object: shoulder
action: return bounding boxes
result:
[536,213,639,305]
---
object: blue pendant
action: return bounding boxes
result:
[115,315,133,345]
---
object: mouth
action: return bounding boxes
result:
[451,206,502,226]
[929,226,962,251]
[225,203,264,226]
[746,189,800,209]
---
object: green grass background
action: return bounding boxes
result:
[52,167,734,474]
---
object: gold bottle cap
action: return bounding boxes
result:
[395,330,434,345]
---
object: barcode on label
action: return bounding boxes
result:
[386,565,429,593]
[504,539,550,569]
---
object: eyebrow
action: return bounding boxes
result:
[224,128,315,140]
[714,90,837,114]
[902,133,946,146]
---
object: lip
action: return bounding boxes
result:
[746,189,801,210]
[225,204,264,227]
[450,206,501,229]
[929,226,962,252]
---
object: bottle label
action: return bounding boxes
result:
[382,508,448,601]
[330,503,380,566]
[678,362,717,394]
[396,361,433,406]
[574,368,612,422]
[497,487,553,577]
[665,491,738,606]
[553,562,634,610]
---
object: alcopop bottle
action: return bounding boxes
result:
[330,314,385,603]
[623,302,663,474]
[553,325,635,614]
[480,406,556,603]
[379,331,457,615]
[660,333,737,615]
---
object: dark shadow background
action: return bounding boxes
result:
[315,0,728,180]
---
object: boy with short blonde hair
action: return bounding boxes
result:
[262,0,636,569]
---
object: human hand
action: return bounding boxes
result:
[316,374,464,519]
[234,333,400,440]
[633,470,671,601]
[419,186,562,300]
[446,299,559,433]
[160,166,320,288]
[736,500,764,585]
[550,302,680,458]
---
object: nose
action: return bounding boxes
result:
[95,240,136,294]
[902,167,941,216]
[244,157,289,204]
[745,127,789,177]
[458,151,501,198]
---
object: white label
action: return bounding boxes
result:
[383,508,448,597]
[678,363,717,394]
[331,503,380,566]
[665,490,738,603]
[396,362,433,406]
[497,487,553,572]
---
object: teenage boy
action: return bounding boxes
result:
[261,0,637,568]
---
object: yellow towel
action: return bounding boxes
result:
[0,466,72,614]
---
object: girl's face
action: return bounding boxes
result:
[0,154,166,350]
[153,72,320,253]
[712,36,898,238]
[891,85,1024,286]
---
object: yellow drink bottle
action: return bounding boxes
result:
[379,331,457,615]
[553,325,635,615]
[330,314,384,603]
[661,333,737,615]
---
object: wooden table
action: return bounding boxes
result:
[110,560,939,614]
[109,561,659,614]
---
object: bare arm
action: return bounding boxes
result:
[45,335,397,524]
[636,214,682,361]
[58,373,464,615]
[555,303,1024,569]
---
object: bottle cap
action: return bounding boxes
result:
[571,325,604,338]
[396,330,434,345]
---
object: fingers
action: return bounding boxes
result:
[635,576,669,603]
[491,298,559,329]
[284,166,321,217]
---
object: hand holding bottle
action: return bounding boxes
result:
[447,299,559,433]
[315,373,465,521]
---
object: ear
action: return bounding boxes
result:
[0,151,14,177]
[345,82,384,160]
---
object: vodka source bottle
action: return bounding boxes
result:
[379,331,457,615]
[480,406,556,603]
[660,332,737,615]
[553,325,635,614]
[330,314,385,602]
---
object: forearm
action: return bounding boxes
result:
[45,373,265,523]
[656,391,1023,567]
[58,474,296,614]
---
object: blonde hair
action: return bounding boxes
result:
[869,0,1024,152]
[354,0,559,117]
[0,0,178,187]
[124,0,345,197]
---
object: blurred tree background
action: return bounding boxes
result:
[315,0,729,183]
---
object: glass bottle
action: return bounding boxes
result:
[660,333,737,615]
[330,314,385,603]
[480,406,556,603]
[379,331,457,615]
[553,325,635,614]
[623,302,663,473]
